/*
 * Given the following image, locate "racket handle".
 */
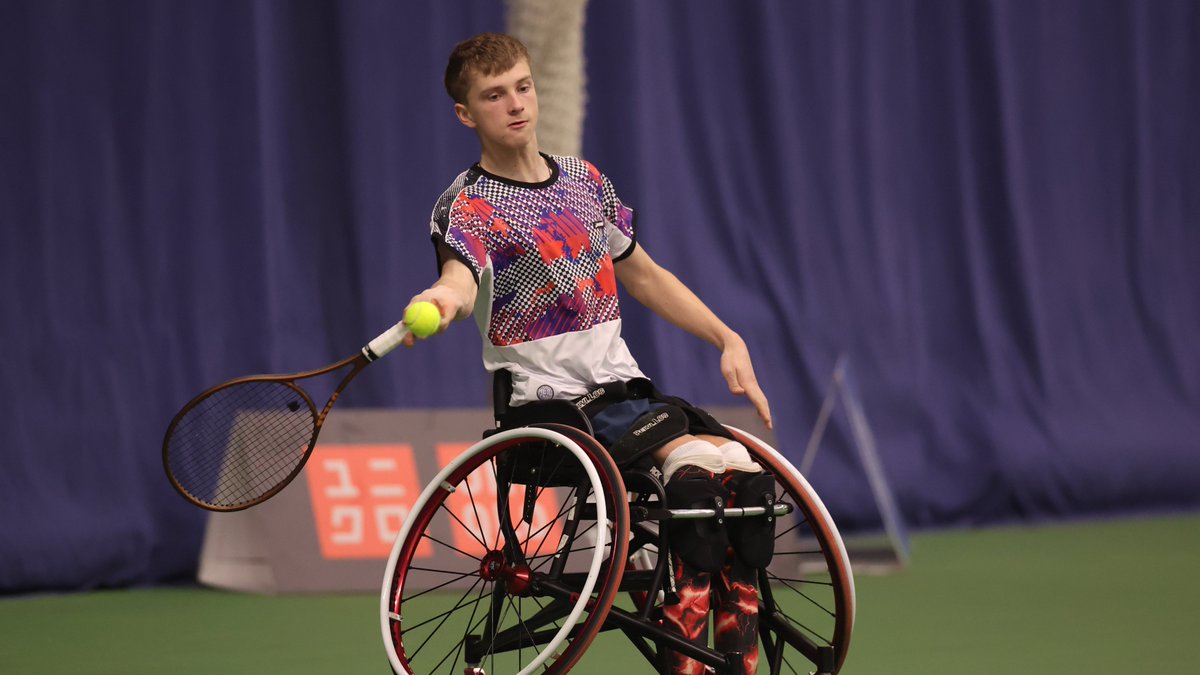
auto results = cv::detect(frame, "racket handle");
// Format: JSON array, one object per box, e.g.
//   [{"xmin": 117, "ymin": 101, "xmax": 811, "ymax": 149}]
[{"xmin": 363, "ymin": 322, "xmax": 411, "ymax": 361}]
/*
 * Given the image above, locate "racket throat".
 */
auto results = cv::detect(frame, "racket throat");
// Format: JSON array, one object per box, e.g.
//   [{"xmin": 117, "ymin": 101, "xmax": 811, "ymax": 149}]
[{"xmin": 315, "ymin": 392, "xmax": 341, "ymax": 426}]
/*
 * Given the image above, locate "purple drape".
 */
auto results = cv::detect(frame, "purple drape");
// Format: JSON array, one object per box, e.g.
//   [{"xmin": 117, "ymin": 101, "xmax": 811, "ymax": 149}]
[{"xmin": 2, "ymin": 0, "xmax": 1196, "ymax": 592}]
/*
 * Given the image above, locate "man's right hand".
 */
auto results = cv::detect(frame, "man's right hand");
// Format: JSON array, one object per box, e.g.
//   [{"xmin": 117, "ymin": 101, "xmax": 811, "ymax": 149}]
[{"xmin": 402, "ymin": 260, "xmax": 476, "ymax": 347}]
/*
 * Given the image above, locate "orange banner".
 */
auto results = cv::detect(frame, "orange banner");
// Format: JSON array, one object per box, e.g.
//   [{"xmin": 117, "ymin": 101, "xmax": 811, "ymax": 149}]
[{"xmin": 306, "ymin": 444, "xmax": 431, "ymax": 560}]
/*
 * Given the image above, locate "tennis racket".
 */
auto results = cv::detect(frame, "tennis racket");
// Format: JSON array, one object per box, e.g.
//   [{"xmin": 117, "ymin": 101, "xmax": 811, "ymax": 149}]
[{"xmin": 162, "ymin": 321, "xmax": 412, "ymax": 511}]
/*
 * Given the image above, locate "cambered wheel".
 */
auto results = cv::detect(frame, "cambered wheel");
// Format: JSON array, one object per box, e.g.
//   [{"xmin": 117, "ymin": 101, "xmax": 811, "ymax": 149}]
[
  {"xmin": 381, "ymin": 425, "xmax": 629, "ymax": 675},
  {"xmin": 729, "ymin": 427, "xmax": 856, "ymax": 674}
]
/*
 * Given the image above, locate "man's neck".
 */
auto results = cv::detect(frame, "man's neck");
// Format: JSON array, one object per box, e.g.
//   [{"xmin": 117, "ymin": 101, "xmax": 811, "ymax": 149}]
[{"xmin": 479, "ymin": 144, "xmax": 550, "ymax": 183}]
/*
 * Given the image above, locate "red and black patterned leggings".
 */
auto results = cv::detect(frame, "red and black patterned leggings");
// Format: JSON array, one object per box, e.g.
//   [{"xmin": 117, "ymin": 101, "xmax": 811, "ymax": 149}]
[{"xmin": 662, "ymin": 551, "xmax": 759, "ymax": 675}]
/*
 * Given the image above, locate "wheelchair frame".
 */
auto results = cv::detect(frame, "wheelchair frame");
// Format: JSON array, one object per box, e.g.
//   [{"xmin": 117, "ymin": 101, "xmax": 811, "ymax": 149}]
[{"xmin": 380, "ymin": 415, "xmax": 855, "ymax": 675}]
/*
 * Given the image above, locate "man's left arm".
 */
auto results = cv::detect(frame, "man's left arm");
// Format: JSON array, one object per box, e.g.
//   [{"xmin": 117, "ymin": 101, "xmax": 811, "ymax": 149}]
[{"xmin": 615, "ymin": 245, "xmax": 772, "ymax": 429}]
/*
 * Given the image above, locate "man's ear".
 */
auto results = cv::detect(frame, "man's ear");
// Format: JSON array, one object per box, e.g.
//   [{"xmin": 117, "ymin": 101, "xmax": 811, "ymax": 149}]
[{"xmin": 454, "ymin": 103, "xmax": 476, "ymax": 129}]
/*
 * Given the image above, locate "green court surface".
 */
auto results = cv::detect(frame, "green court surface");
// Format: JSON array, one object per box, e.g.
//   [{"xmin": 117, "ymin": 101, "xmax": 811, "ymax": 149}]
[{"xmin": 2, "ymin": 514, "xmax": 1196, "ymax": 674}]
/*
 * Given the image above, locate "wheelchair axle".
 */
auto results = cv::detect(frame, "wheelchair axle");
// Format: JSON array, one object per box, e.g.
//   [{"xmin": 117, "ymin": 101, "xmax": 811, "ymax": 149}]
[{"xmin": 478, "ymin": 549, "xmax": 535, "ymax": 596}]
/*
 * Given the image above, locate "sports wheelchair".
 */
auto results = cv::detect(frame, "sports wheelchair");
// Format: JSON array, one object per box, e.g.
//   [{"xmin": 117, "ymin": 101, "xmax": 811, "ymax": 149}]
[{"xmin": 380, "ymin": 377, "xmax": 856, "ymax": 674}]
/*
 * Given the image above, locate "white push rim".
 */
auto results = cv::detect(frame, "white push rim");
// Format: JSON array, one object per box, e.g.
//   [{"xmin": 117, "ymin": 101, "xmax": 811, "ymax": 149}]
[{"xmin": 380, "ymin": 427, "xmax": 610, "ymax": 675}]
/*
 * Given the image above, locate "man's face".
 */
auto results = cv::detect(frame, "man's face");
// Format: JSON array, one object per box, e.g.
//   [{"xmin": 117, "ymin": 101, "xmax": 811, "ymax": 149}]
[{"xmin": 455, "ymin": 59, "xmax": 538, "ymax": 150}]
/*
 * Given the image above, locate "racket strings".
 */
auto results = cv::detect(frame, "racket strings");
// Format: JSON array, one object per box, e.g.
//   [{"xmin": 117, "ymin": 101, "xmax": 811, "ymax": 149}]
[{"xmin": 167, "ymin": 380, "xmax": 316, "ymax": 508}]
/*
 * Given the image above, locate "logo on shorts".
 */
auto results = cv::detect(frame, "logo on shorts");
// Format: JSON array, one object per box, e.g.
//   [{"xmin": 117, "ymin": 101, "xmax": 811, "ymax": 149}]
[{"xmin": 537, "ymin": 385, "xmax": 554, "ymax": 400}]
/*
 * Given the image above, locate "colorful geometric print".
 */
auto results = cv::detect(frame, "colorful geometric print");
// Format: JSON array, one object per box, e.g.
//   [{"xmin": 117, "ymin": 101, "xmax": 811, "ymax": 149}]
[
  {"xmin": 437, "ymin": 156, "xmax": 632, "ymax": 347},
  {"xmin": 588, "ymin": 160, "xmax": 636, "ymax": 244}
]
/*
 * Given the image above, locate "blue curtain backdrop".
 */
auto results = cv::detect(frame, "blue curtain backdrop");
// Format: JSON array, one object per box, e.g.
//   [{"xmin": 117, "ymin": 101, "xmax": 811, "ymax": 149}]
[{"xmin": 2, "ymin": 0, "xmax": 1197, "ymax": 592}]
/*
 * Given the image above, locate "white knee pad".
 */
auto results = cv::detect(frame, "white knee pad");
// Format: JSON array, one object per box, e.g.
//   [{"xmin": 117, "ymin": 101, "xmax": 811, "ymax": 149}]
[
  {"xmin": 718, "ymin": 441, "xmax": 763, "ymax": 474},
  {"xmin": 661, "ymin": 440, "xmax": 726, "ymax": 482}
]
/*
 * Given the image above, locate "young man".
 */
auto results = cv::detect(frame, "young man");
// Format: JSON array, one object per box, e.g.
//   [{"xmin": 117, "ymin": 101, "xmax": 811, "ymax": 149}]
[{"xmin": 405, "ymin": 32, "xmax": 773, "ymax": 675}]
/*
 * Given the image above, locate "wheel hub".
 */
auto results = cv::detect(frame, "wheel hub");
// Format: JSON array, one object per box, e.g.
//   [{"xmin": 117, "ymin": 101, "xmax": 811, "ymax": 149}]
[
  {"xmin": 477, "ymin": 550, "xmax": 534, "ymax": 596},
  {"xmin": 478, "ymin": 550, "xmax": 506, "ymax": 581}
]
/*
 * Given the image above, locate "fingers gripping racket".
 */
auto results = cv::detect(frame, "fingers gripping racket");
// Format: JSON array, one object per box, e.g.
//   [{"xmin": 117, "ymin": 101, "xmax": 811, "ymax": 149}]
[{"xmin": 162, "ymin": 321, "xmax": 411, "ymax": 511}]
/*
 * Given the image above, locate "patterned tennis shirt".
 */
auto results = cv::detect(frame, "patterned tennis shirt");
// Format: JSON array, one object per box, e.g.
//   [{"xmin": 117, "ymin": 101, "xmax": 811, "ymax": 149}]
[{"xmin": 430, "ymin": 153, "xmax": 646, "ymax": 405}]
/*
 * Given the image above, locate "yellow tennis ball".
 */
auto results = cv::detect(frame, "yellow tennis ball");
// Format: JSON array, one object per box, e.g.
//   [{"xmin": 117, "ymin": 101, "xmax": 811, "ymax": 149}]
[{"xmin": 404, "ymin": 301, "xmax": 442, "ymax": 338}]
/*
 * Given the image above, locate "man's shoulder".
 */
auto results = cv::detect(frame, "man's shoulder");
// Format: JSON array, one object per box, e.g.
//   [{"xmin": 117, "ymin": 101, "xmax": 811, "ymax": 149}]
[
  {"xmin": 437, "ymin": 166, "xmax": 485, "ymax": 201},
  {"xmin": 431, "ymin": 167, "xmax": 485, "ymax": 226},
  {"xmin": 551, "ymin": 154, "xmax": 604, "ymax": 187}
]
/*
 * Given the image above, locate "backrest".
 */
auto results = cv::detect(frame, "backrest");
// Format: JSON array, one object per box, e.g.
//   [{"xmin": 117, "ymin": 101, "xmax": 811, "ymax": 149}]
[
  {"xmin": 489, "ymin": 370, "xmax": 594, "ymax": 436},
  {"xmin": 487, "ymin": 371, "xmax": 665, "ymax": 494}
]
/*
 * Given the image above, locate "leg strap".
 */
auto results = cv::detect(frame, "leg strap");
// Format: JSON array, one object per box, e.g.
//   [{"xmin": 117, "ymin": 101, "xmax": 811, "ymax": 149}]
[{"xmin": 606, "ymin": 404, "xmax": 691, "ymax": 470}]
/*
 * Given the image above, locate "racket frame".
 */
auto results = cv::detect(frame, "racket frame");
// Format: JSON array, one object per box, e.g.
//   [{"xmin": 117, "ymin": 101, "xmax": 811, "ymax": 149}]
[{"xmin": 163, "ymin": 321, "xmax": 410, "ymax": 511}]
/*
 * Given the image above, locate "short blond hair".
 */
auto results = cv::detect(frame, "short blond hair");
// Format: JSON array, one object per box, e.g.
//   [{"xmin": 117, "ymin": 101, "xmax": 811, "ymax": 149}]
[{"xmin": 444, "ymin": 32, "xmax": 532, "ymax": 104}]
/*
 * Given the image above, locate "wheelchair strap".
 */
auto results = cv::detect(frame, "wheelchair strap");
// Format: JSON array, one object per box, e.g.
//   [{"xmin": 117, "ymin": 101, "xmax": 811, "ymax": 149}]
[
  {"xmin": 607, "ymin": 404, "xmax": 692, "ymax": 469},
  {"xmin": 580, "ymin": 378, "xmax": 735, "ymax": 471},
  {"xmin": 570, "ymin": 378, "xmax": 655, "ymax": 417},
  {"xmin": 572, "ymin": 378, "xmax": 732, "ymax": 440},
  {"xmin": 568, "ymin": 379, "xmax": 638, "ymax": 415}
]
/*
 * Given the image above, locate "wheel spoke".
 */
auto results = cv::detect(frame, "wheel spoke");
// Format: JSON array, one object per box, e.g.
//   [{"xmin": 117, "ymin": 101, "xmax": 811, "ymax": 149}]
[
  {"xmin": 764, "ymin": 572, "xmax": 836, "ymax": 620},
  {"xmin": 438, "ymin": 499, "xmax": 490, "ymax": 550},
  {"xmin": 407, "ymin": 577, "xmax": 488, "ymax": 659},
  {"xmin": 421, "ymin": 532, "xmax": 484, "ymax": 561}
]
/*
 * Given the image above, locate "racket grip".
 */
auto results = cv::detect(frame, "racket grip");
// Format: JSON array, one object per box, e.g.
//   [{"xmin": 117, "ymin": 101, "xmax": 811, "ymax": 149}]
[{"xmin": 363, "ymin": 321, "xmax": 411, "ymax": 361}]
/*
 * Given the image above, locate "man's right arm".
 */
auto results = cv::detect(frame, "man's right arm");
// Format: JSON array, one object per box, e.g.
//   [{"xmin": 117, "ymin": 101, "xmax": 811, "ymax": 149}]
[{"xmin": 402, "ymin": 258, "xmax": 477, "ymax": 346}]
